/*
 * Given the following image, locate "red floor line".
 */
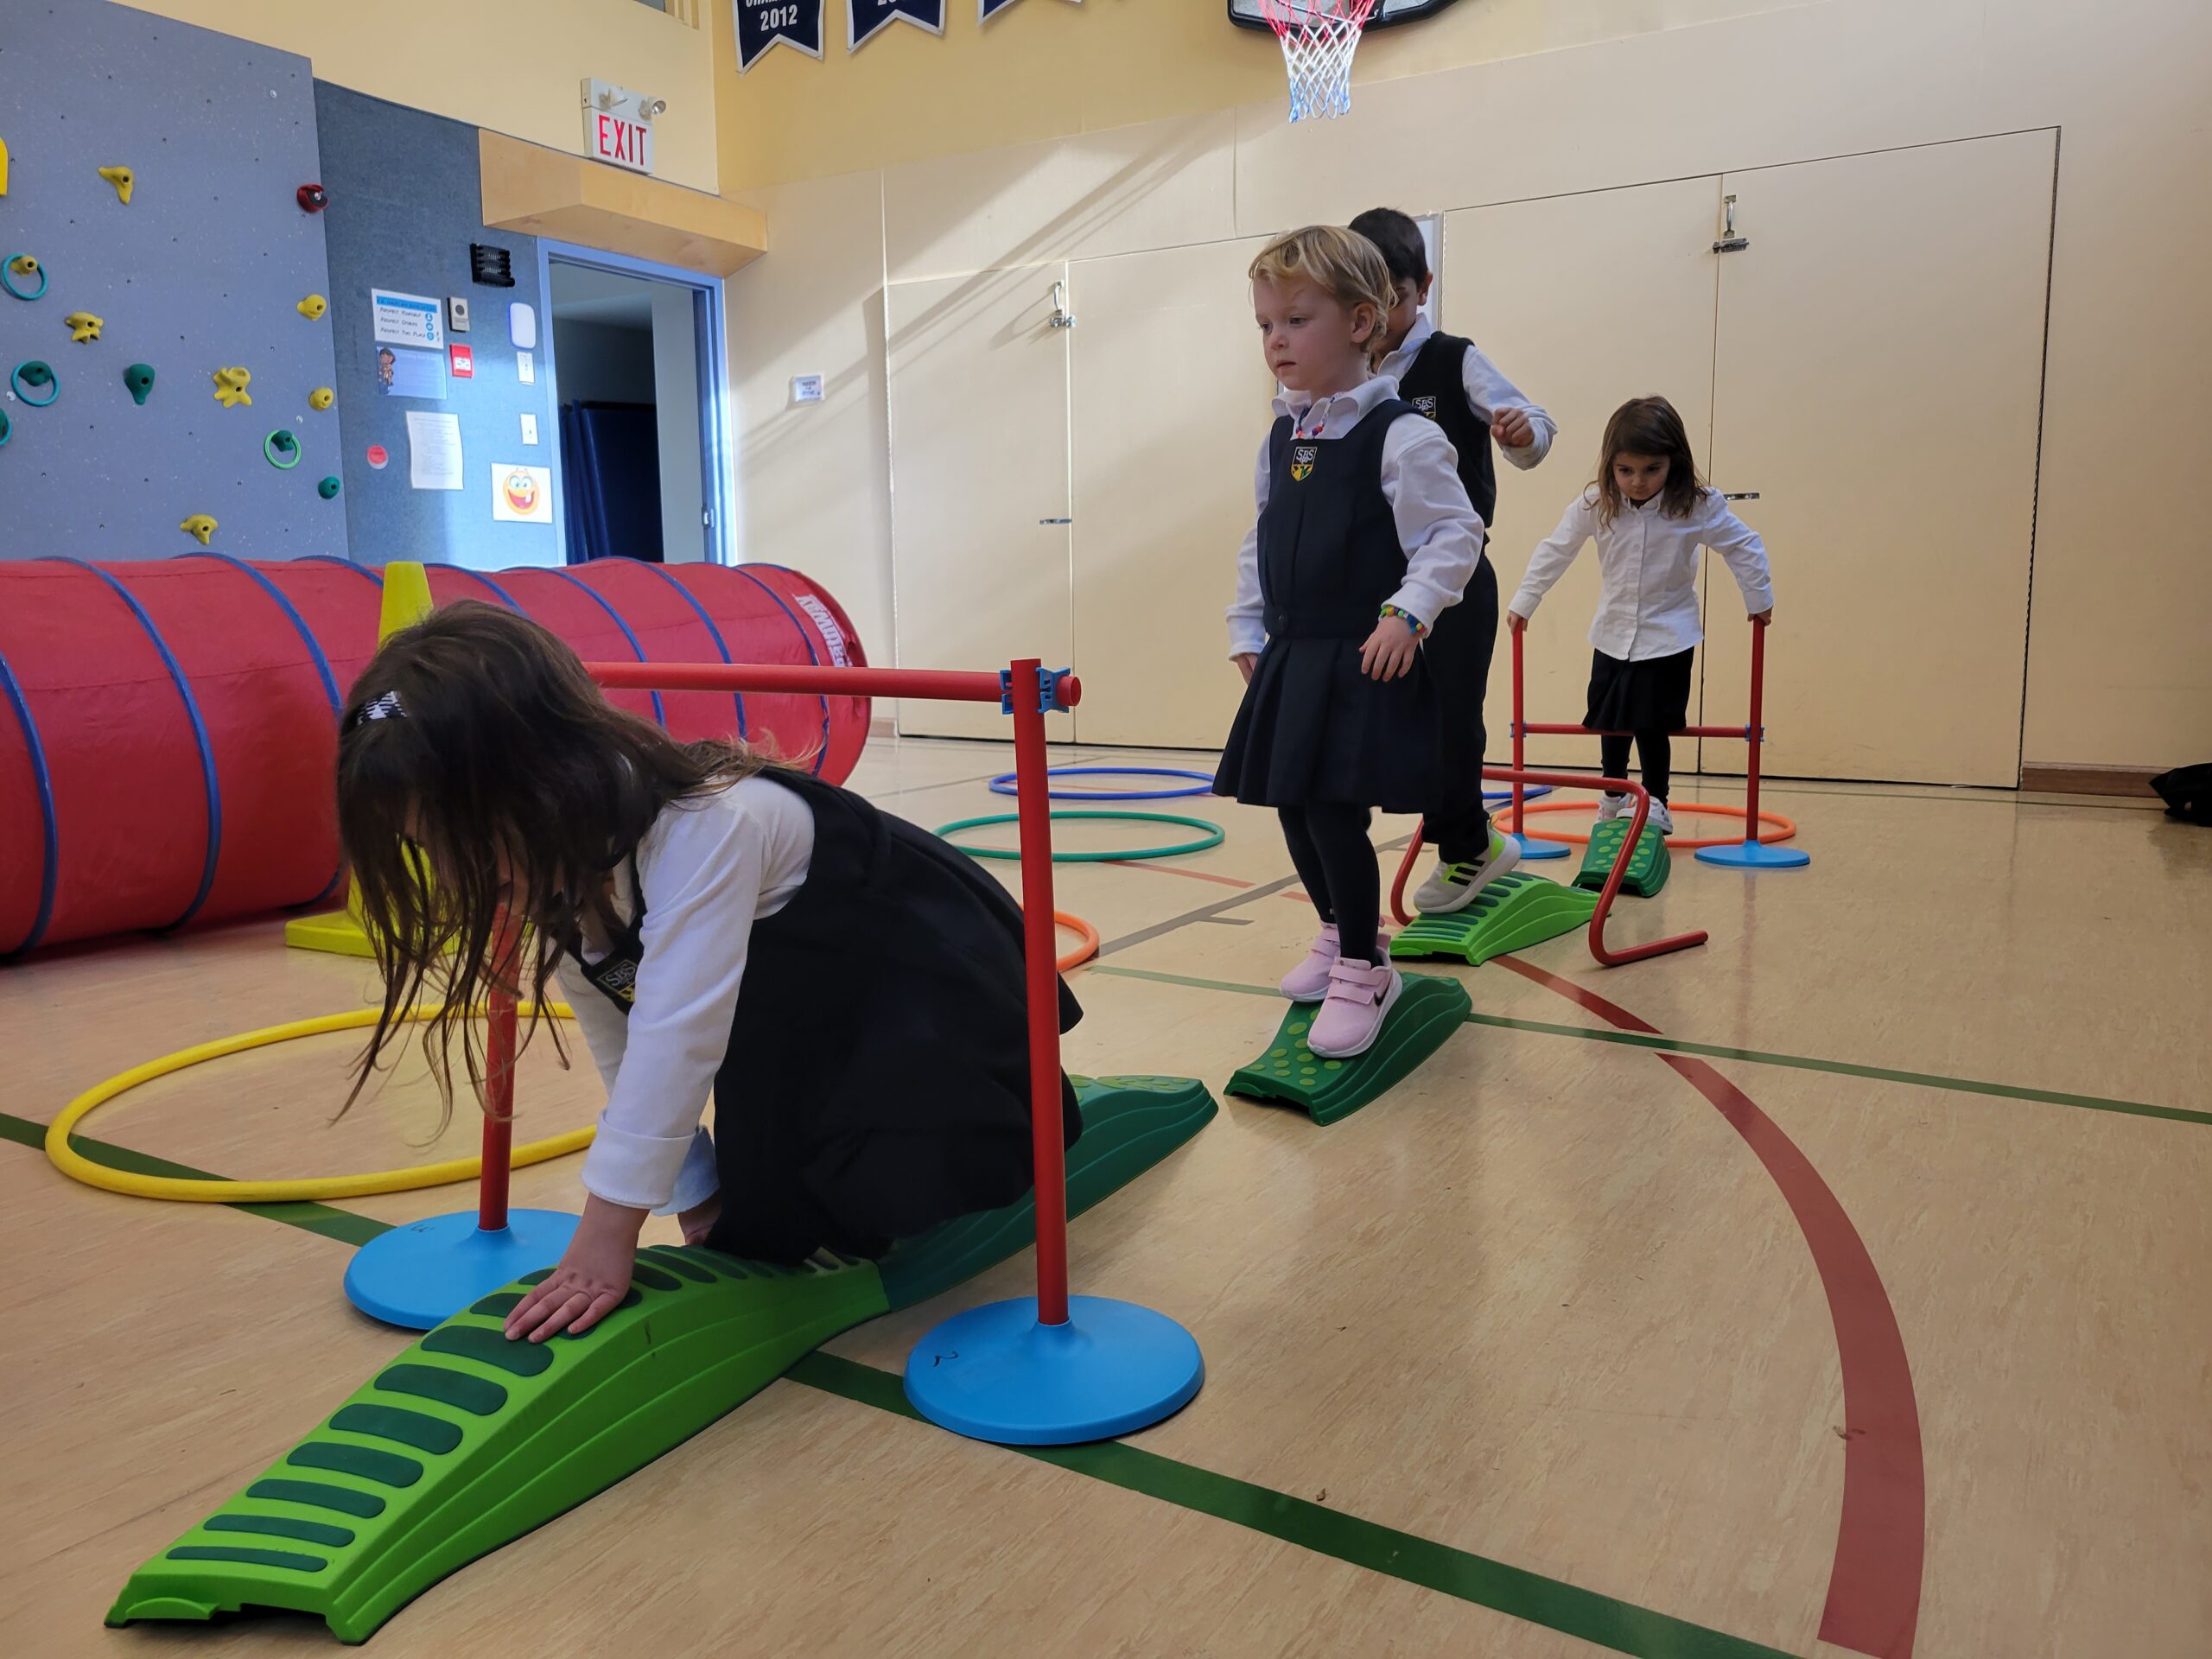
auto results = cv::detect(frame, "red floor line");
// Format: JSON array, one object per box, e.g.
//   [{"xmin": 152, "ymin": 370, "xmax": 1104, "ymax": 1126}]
[{"xmin": 1495, "ymin": 955, "xmax": 1924, "ymax": 1659}]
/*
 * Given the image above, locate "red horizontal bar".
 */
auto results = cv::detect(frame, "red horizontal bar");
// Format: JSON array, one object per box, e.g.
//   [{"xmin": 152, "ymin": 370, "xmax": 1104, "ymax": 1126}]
[
  {"xmin": 583, "ymin": 660, "xmax": 1081, "ymax": 709},
  {"xmin": 1520, "ymin": 722, "xmax": 1750, "ymax": 739}
]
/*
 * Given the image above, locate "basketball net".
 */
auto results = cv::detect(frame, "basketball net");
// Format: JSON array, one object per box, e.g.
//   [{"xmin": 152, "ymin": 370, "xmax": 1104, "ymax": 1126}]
[{"xmin": 1260, "ymin": 0, "xmax": 1378, "ymax": 123}]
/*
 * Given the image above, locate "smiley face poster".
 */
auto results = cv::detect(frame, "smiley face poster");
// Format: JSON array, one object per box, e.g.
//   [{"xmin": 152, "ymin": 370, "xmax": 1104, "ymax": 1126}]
[{"xmin": 491, "ymin": 462, "xmax": 553, "ymax": 524}]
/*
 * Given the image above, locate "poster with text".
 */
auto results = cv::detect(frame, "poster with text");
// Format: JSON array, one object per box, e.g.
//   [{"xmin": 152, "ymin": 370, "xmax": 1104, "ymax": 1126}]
[
  {"xmin": 372, "ymin": 289, "xmax": 445, "ymax": 350},
  {"xmin": 377, "ymin": 344, "xmax": 447, "ymax": 399}
]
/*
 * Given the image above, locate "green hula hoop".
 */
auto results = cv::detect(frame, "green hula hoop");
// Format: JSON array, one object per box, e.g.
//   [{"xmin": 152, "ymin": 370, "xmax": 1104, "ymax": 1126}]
[{"xmin": 936, "ymin": 810, "xmax": 1224, "ymax": 862}]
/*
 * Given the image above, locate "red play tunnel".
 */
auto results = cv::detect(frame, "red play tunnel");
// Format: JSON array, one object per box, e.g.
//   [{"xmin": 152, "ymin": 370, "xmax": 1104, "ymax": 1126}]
[{"xmin": 0, "ymin": 556, "xmax": 870, "ymax": 957}]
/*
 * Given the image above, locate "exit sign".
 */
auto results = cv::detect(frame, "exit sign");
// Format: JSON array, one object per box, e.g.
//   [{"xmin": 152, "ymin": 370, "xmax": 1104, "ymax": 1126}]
[{"xmin": 581, "ymin": 79, "xmax": 657, "ymax": 176}]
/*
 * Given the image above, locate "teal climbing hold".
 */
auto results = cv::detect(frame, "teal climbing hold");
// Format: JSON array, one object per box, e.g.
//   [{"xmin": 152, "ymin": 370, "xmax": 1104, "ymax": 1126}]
[
  {"xmin": 124, "ymin": 363, "xmax": 156, "ymax": 405},
  {"xmin": 1389, "ymin": 868, "xmax": 1596, "ymax": 967},
  {"xmin": 264, "ymin": 429, "xmax": 302, "ymax": 470},
  {"xmin": 1574, "ymin": 817, "xmax": 1670, "ymax": 897},
  {"xmin": 317, "ymin": 475, "xmax": 341, "ymax": 499},
  {"xmin": 1225, "ymin": 974, "xmax": 1471, "ymax": 1127}
]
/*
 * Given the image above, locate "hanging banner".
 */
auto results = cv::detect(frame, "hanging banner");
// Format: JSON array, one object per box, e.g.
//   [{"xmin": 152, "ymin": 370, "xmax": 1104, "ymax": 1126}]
[
  {"xmin": 981, "ymin": 0, "xmax": 1079, "ymax": 18},
  {"xmin": 849, "ymin": 0, "xmax": 944, "ymax": 52},
  {"xmin": 735, "ymin": 0, "xmax": 824, "ymax": 72}
]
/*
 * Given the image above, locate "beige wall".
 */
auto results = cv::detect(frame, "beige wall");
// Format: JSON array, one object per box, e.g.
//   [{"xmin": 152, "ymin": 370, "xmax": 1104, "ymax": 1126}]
[
  {"xmin": 132, "ymin": 0, "xmax": 721, "ymax": 194},
  {"xmin": 724, "ymin": 0, "xmax": 2212, "ymax": 774}
]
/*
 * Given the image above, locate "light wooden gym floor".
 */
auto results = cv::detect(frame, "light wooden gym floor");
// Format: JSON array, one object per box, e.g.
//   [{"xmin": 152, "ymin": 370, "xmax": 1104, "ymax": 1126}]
[{"xmin": 3, "ymin": 740, "xmax": 2206, "ymax": 1658}]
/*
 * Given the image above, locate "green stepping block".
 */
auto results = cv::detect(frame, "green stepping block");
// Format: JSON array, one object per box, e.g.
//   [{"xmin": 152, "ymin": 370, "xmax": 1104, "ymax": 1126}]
[
  {"xmin": 1224, "ymin": 973, "xmax": 1471, "ymax": 1127},
  {"xmin": 1388, "ymin": 869, "xmax": 1598, "ymax": 968},
  {"xmin": 107, "ymin": 1076, "xmax": 1216, "ymax": 1646},
  {"xmin": 1573, "ymin": 817, "xmax": 1670, "ymax": 898}
]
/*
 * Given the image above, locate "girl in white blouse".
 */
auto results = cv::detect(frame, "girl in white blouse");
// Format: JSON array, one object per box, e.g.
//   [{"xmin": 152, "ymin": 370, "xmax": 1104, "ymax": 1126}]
[{"xmin": 1506, "ymin": 396, "xmax": 1773, "ymax": 835}]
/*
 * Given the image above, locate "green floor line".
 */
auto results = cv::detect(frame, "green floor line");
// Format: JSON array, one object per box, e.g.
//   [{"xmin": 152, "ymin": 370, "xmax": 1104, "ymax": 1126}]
[
  {"xmin": 0, "ymin": 1110, "xmax": 394, "ymax": 1245},
  {"xmin": 1090, "ymin": 965, "xmax": 2212, "ymax": 1128},
  {"xmin": 787, "ymin": 1352, "xmax": 1795, "ymax": 1659}
]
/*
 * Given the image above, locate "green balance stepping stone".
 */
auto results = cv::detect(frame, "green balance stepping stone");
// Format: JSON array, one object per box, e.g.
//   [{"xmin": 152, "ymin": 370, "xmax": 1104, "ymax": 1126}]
[
  {"xmin": 1573, "ymin": 817, "xmax": 1670, "ymax": 898},
  {"xmin": 1389, "ymin": 869, "xmax": 1597, "ymax": 968},
  {"xmin": 106, "ymin": 1076, "xmax": 1217, "ymax": 1646},
  {"xmin": 1224, "ymin": 973, "xmax": 1471, "ymax": 1127}
]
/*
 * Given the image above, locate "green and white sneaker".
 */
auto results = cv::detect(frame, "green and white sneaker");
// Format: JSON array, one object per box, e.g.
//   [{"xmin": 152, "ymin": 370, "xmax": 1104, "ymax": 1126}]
[{"xmin": 1412, "ymin": 830, "xmax": 1522, "ymax": 915}]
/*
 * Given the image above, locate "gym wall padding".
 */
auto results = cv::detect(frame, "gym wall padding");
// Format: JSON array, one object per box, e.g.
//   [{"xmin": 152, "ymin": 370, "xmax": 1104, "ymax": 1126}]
[
  {"xmin": 0, "ymin": 557, "xmax": 870, "ymax": 957},
  {"xmin": 0, "ymin": 5, "xmax": 346, "ymax": 562}
]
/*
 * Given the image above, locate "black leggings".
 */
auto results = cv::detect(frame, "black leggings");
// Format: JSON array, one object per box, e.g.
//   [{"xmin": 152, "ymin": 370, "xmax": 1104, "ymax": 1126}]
[
  {"xmin": 1278, "ymin": 804, "xmax": 1379, "ymax": 964},
  {"xmin": 1600, "ymin": 732, "xmax": 1672, "ymax": 802}
]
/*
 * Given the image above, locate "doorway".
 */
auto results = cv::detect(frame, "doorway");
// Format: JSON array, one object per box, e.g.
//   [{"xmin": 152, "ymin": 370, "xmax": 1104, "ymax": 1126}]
[{"xmin": 541, "ymin": 245, "xmax": 728, "ymax": 566}]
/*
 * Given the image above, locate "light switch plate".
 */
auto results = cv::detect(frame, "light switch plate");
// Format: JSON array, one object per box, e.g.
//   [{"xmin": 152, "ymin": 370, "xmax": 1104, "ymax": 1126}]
[{"xmin": 521, "ymin": 413, "xmax": 539, "ymax": 446}]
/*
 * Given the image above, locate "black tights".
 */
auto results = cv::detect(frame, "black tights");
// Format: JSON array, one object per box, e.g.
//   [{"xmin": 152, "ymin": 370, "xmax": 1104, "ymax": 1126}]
[
  {"xmin": 1278, "ymin": 804, "xmax": 1379, "ymax": 964},
  {"xmin": 1600, "ymin": 732, "xmax": 1672, "ymax": 802}
]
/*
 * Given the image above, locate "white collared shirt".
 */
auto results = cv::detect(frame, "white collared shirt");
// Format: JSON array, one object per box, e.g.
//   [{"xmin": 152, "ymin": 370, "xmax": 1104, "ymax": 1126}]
[
  {"xmin": 1510, "ymin": 486, "xmax": 1775, "ymax": 661},
  {"xmin": 1224, "ymin": 373, "xmax": 1487, "ymax": 658},
  {"xmin": 556, "ymin": 775, "xmax": 816, "ymax": 1215},
  {"xmin": 1377, "ymin": 315, "xmax": 1558, "ymax": 470}
]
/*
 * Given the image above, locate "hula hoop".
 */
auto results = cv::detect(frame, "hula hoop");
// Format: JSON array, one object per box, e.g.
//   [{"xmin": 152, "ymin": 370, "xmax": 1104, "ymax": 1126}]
[
  {"xmin": 1053, "ymin": 910, "xmax": 1100, "ymax": 970},
  {"xmin": 3, "ymin": 256, "xmax": 48, "ymax": 302},
  {"xmin": 1516, "ymin": 799, "xmax": 1798, "ymax": 850},
  {"xmin": 988, "ymin": 766, "xmax": 1216, "ymax": 802},
  {"xmin": 11, "ymin": 361, "xmax": 58, "ymax": 406},
  {"xmin": 937, "ymin": 810, "xmax": 1224, "ymax": 863},
  {"xmin": 46, "ymin": 1001, "xmax": 591, "ymax": 1204},
  {"xmin": 1483, "ymin": 783, "xmax": 1552, "ymax": 804}
]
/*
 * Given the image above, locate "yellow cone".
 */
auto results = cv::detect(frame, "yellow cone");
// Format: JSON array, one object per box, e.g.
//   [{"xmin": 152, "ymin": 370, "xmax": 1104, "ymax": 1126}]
[{"xmin": 285, "ymin": 563, "xmax": 435, "ymax": 957}]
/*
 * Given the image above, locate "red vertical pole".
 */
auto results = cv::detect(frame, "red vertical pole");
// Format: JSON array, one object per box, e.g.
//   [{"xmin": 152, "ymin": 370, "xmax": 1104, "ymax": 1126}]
[
  {"xmin": 478, "ymin": 915, "xmax": 518, "ymax": 1233},
  {"xmin": 1745, "ymin": 616, "xmax": 1768, "ymax": 848},
  {"xmin": 1010, "ymin": 659, "xmax": 1070, "ymax": 1327},
  {"xmin": 1510, "ymin": 625, "xmax": 1529, "ymax": 836}
]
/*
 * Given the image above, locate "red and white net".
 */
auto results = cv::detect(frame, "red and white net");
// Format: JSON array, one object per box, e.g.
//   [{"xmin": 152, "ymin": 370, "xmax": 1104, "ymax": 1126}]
[{"xmin": 1258, "ymin": 0, "xmax": 1378, "ymax": 123}]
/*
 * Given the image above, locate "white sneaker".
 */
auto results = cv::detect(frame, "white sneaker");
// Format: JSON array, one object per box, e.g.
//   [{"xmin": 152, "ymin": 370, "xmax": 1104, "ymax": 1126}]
[
  {"xmin": 1597, "ymin": 792, "xmax": 1633, "ymax": 823},
  {"xmin": 1648, "ymin": 799, "xmax": 1675, "ymax": 835},
  {"xmin": 1412, "ymin": 831, "xmax": 1522, "ymax": 915}
]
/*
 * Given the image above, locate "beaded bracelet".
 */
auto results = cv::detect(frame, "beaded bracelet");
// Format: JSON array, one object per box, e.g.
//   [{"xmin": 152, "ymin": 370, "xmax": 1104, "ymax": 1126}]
[{"xmin": 1378, "ymin": 604, "xmax": 1427, "ymax": 639}]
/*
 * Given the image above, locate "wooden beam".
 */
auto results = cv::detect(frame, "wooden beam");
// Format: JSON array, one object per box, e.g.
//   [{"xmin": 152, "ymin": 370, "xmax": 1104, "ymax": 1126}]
[{"xmin": 478, "ymin": 130, "xmax": 765, "ymax": 276}]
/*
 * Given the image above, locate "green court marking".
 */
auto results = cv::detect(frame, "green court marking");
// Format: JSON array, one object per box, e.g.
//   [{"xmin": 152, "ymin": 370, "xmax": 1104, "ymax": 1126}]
[
  {"xmin": 0, "ymin": 1109, "xmax": 393, "ymax": 1245},
  {"xmin": 1091, "ymin": 966, "xmax": 2212, "ymax": 1128},
  {"xmin": 786, "ymin": 1351, "xmax": 1794, "ymax": 1659}
]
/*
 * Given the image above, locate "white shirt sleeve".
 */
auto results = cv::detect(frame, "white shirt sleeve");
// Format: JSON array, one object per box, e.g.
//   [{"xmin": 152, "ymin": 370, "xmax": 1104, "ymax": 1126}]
[
  {"xmin": 1510, "ymin": 493, "xmax": 1598, "ymax": 617},
  {"xmin": 1461, "ymin": 344, "xmax": 1557, "ymax": 470},
  {"xmin": 1226, "ymin": 433, "xmax": 1271, "ymax": 658},
  {"xmin": 1698, "ymin": 493, "xmax": 1775, "ymax": 615},
  {"xmin": 1379, "ymin": 413, "xmax": 1487, "ymax": 631},
  {"xmin": 574, "ymin": 785, "xmax": 810, "ymax": 1214}
]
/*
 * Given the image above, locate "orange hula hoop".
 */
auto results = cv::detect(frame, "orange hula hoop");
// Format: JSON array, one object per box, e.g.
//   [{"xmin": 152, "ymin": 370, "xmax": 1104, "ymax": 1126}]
[{"xmin": 1515, "ymin": 800, "xmax": 1798, "ymax": 850}]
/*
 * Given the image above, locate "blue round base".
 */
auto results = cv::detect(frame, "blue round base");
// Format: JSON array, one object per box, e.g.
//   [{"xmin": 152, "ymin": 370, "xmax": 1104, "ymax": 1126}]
[
  {"xmin": 1482, "ymin": 784, "xmax": 1553, "ymax": 804},
  {"xmin": 343, "ymin": 1208, "xmax": 581, "ymax": 1329},
  {"xmin": 1507, "ymin": 832, "xmax": 1572, "ymax": 861},
  {"xmin": 904, "ymin": 1294, "xmax": 1204, "ymax": 1446},
  {"xmin": 1694, "ymin": 839, "xmax": 1812, "ymax": 869}
]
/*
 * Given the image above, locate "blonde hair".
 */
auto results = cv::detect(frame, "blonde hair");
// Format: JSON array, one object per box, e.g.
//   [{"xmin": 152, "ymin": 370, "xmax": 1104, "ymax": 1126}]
[{"xmin": 1249, "ymin": 225, "xmax": 1395, "ymax": 366}]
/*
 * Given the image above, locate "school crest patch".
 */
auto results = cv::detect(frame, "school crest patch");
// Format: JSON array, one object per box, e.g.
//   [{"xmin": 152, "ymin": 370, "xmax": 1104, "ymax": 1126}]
[
  {"xmin": 1290, "ymin": 442, "xmax": 1318, "ymax": 482},
  {"xmin": 1411, "ymin": 395, "xmax": 1440, "ymax": 421}
]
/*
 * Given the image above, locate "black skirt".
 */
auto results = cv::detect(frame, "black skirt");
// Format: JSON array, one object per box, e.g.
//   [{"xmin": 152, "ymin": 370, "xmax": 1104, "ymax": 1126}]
[
  {"xmin": 1586, "ymin": 647, "xmax": 1694, "ymax": 734},
  {"xmin": 1216, "ymin": 634, "xmax": 1438, "ymax": 813}
]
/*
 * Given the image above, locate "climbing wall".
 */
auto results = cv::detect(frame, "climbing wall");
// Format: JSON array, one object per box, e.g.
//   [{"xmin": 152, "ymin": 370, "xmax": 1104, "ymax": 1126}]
[{"xmin": 0, "ymin": 2, "xmax": 347, "ymax": 563}]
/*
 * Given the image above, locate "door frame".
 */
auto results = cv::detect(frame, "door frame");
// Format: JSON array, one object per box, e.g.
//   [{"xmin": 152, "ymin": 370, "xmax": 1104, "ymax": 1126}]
[{"xmin": 535, "ymin": 239, "xmax": 734, "ymax": 566}]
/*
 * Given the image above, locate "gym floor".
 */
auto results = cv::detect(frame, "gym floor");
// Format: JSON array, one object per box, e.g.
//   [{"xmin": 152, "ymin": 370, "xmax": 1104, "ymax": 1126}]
[{"xmin": 4, "ymin": 738, "xmax": 2207, "ymax": 1658}]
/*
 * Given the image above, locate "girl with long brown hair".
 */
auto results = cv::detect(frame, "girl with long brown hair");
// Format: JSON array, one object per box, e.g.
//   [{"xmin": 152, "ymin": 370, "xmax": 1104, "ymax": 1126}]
[
  {"xmin": 1506, "ymin": 396, "xmax": 1775, "ymax": 833},
  {"xmin": 338, "ymin": 602, "xmax": 1079, "ymax": 1343}
]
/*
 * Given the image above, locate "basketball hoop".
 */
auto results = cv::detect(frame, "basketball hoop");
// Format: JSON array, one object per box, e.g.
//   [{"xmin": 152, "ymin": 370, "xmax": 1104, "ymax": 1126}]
[{"xmin": 1259, "ymin": 0, "xmax": 1377, "ymax": 123}]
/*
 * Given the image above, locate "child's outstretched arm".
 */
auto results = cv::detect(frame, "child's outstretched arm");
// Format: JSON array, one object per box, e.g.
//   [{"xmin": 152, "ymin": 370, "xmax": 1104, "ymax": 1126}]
[
  {"xmin": 1699, "ymin": 493, "xmax": 1776, "ymax": 622},
  {"xmin": 1507, "ymin": 493, "xmax": 1599, "ymax": 624},
  {"xmin": 1226, "ymin": 434, "xmax": 1270, "ymax": 682},
  {"xmin": 1463, "ymin": 345, "xmax": 1557, "ymax": 468},
  {"xmin": 1370, "ymin": 416, "xmax": 1485, "ymax": 680}
]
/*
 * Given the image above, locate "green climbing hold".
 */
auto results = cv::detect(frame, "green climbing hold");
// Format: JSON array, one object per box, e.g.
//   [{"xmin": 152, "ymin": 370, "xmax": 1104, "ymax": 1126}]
[
  {"xmin": 1389, "ymin": 869, "xmax": 1596, "ymax": 967},
  {"xmin": 264, "ymin": 429, "xmax": 301, "ymax": 470},
  {"xmin": 1574, "ymin": 817, "xmax": 1670, "ymax": 898},
  {"xmin": 318, "ymin": 475, "xmax": 341, "ymax": 499},
  {"xmin": 124, "ymin": 362, "xmax": 155, "ymax": 405},
  {"xmin": 1225, "ymin": 974, "xmax": 1471, "ymax": 1127},
  {"xmin": 105, "ymin": 1076, "xmax": 1217, "ymax": 1645}
]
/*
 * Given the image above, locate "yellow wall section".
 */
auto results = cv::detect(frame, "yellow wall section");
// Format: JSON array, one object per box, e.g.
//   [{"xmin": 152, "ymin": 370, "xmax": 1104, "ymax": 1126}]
[
  {"xmin": 129, "ymin": 0, "xmax": 721, "ymax": 194},
  {"xmin": 725, "ymin": 0, "xmax": 2212, "ymax": 772}
]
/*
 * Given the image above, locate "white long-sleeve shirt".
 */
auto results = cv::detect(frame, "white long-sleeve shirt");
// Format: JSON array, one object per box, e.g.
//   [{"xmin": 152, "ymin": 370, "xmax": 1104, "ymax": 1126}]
[
  {"xmin": 1376, "ymin": 315, "xmax": 1557, "ymax": 471},
  {"xmin": 1225, "ymin": 373, "xmax": 1488, "ymax": 659},
  {"xmin": 1509, "ymin": 486, "xmax": 1775, "ymax": 661},
  {"xmin": 556, "ymin": 776, "xmax": 816, "ymax": 1214}
]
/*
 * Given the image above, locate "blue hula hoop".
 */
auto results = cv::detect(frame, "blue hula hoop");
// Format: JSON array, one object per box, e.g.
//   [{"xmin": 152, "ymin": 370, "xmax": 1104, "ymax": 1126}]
[
  {"xmin": 1483, "ymin": 783, "xmax": 1553, "ymax": 804},
  {"xmin": 988, "ymin": 766, "xmax": 1215, "ymax": 802}
]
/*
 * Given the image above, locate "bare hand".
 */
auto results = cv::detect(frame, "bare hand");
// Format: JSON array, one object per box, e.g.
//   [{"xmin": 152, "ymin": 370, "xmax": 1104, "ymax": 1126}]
[
  {"xmin": 677, "ymin": 1192, "xmax": 721, "ymax": 1248},
  {"xmin": 1751, "ymin": 608, "xmax": 1773, "ymax": 626},
  {"xmin": 1232, "ymin": 652, "xmax": 1258, "ymax": 685},
  {"xmin": 1507, "ymin": 609, "xmax": 1529, "ymax": 634},
  {"xmin": 505, "ymin": 1197, "xmax": 645, "ymax": 1343},
  {"xmin": 1359, "ymin": 615, "xmax": 1420, "ymax": 682},
  {"xmin": 1491, "ymin": 408, "xmax": 1536, "ymax": 449}
]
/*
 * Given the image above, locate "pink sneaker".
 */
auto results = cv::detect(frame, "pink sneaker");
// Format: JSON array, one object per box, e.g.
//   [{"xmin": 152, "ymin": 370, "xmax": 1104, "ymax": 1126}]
[
  {"xmin": 1280, "ymin": 925, "xmax": 1341, "ymax": 1001},
  {"xmin": 1306, "ymin": 957, "xmax": 1403, "ymax": 1059}
]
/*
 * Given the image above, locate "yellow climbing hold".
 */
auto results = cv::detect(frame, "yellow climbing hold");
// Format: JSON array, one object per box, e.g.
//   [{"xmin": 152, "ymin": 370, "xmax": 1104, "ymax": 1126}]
[
  {"xmin": 296, "ymin": 293, "xmax": 327, "ymax": 321},
  {"xmin": 98, "ymin": 165, "xmax": 135, "ymax": 205},
  {"xmin": 0, "ymin": 137, "xmax": 10, "ymax": 197},
  {"xmin": 6, "ymin": 255, "xmax": 35, "ymax": 277},
  {"xmin": 211, "ymin": 366, "xmax": 251, "ymax": 408},
  {"xmin": 179, "ymin": 515, "xmax": 216, "ymax": 547},
  {"xmin": 63, "ymin": 311, "xmax": 103, "ymax": 343},
  {"xmin": 308, "ymin": 385, "xmax": 334, "ymax": 410}
]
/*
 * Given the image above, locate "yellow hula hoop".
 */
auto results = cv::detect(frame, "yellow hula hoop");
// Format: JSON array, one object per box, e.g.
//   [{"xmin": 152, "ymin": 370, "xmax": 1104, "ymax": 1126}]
[{"xmin": 44, "ymin": 1001, "xmax": 591, "ymax": 1205}]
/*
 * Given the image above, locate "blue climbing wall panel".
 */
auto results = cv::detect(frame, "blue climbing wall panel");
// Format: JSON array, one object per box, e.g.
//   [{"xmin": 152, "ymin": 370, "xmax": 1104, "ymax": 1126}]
[{"xmin": 0, "ymin": 2, "xmax": 346, "ymax": 563}]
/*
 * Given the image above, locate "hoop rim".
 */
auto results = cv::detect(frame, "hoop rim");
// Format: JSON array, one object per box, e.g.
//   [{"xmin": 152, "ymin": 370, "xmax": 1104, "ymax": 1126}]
[{"xmin": 1226, "ymin": 0, "xmax": 1456, "ymax": 31}]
